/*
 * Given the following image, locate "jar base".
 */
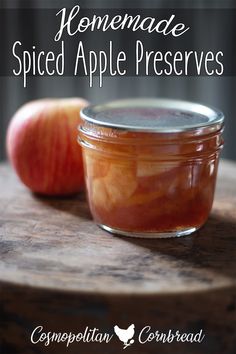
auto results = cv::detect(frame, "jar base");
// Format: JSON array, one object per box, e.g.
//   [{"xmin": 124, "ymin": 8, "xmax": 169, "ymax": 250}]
[{"xmin": 99, "ymin": 224, "xmax": 199, "ymax": 239}]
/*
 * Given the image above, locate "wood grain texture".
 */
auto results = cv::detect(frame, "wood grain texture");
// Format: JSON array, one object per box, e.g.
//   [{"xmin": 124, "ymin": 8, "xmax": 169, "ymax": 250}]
[{"xmin": 0, "ymin": 160, "xmax": 236, "ymax": 354}]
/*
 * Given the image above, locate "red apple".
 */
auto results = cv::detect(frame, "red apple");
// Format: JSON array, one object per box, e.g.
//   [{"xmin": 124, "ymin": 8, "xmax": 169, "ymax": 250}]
[{"xmin": 6, "ymin": 98, "xmax": 89, "ymax": 196}]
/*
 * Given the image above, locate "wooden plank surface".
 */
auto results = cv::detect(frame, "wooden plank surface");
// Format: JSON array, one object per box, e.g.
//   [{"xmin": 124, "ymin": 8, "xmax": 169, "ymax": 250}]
[
  {"xmin": 0, "ymin": 159, "xmax": 235, "ymax": 294},
  {"xmin": 0, "ymin": 160, "xmax": 236, "ymax": 354}
]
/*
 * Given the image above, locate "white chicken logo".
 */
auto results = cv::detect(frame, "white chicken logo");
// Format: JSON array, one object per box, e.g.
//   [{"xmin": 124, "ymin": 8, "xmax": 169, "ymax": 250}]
[{"xmin": 114, "ymin": 324, "xmax": 135, "ymax": 349}]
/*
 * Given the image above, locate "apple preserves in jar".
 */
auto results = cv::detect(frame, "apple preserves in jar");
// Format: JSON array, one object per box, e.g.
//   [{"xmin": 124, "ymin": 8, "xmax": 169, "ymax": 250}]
[{"xmin": 79, "ymin": 98, "xmax": 224, "ymax": 238}]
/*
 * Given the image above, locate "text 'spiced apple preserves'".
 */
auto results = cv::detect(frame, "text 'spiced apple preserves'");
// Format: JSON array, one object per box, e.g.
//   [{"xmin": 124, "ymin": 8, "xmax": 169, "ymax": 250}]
[{"xmin": 78, "ymin": 98, "xmax": 224, "ymax": 238}]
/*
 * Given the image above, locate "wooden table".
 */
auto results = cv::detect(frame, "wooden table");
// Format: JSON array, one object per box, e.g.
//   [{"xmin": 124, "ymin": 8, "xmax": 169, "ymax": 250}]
[{"xmin": 0, "ymin": 160, "xmax": 236, "ymax": 354}]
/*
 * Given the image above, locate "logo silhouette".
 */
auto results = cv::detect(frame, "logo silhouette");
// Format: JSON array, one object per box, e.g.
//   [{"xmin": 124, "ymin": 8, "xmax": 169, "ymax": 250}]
[{"xmin": 114, "ymin": 324, "xmax": 135, "ymax": 349}]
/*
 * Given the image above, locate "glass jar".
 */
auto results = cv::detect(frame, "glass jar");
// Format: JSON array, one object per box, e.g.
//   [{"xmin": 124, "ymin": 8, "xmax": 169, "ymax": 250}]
[{"xmin": 78, "ymin": 98, "xmax": 224, "ymax": 238}]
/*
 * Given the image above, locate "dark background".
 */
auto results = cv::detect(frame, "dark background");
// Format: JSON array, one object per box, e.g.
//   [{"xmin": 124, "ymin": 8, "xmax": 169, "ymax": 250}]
[{"xmin": 0, "ymin": 0, "xmax": 236, "ymax": 162}]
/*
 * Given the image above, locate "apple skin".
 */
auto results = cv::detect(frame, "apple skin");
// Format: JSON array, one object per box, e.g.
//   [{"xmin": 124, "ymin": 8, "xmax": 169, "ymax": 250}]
[{"xmin": 6, "ymin": 98, "xmax": 89, "ymax": 196}]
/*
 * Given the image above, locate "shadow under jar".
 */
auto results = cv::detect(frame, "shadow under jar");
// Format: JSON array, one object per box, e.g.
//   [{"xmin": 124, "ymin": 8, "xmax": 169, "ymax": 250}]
[{"xmin": 78, "ymin": 98, "xmax": 224, "ymax": 238}]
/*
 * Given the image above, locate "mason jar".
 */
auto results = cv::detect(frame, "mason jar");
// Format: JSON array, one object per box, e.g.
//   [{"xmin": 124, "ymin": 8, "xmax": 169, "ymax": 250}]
[{"xmin": 78, "ymin": 98, "xmax": 224, "ymax": 238}]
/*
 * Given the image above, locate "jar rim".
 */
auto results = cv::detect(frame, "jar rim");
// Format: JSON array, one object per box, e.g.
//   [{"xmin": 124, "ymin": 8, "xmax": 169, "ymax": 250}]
[{"xmin": 80, "ymin": 98, "xmax": 224, "ymax": 133}]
